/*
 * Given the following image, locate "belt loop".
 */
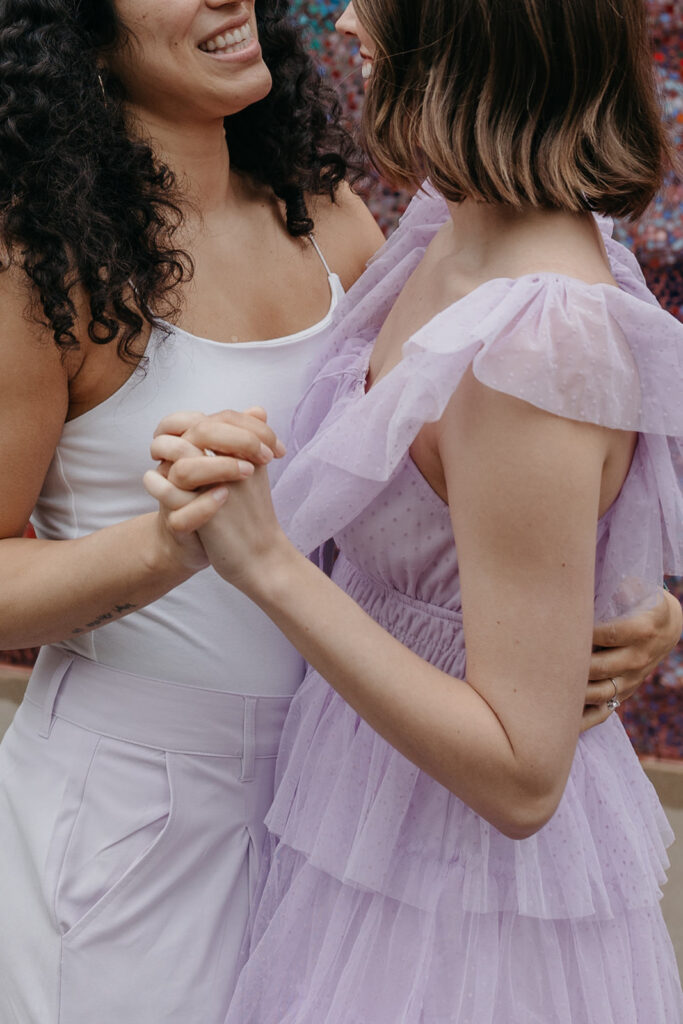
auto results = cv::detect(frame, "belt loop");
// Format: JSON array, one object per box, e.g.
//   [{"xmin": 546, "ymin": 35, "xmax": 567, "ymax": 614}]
[
  {"xmin": 39, "ymin": 655, "xmax": 74, "ymax": 739},
  {"xmin": 240, "ymin": 697, "xmax": 257, "ymax": 782}
]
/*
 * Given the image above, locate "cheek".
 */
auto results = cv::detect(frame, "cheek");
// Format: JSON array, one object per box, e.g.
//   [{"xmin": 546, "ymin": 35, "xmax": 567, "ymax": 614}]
[
  {"xmin": 114, "ymin": 0, "xmax": 197, "ymax": 45},
  {"xmin": 108, "ymin": 1, "xmax": 197, "ymax": 94},
  {"xmin": 360, "ymin": 27, "xmax": 378, "ymax": 54}
]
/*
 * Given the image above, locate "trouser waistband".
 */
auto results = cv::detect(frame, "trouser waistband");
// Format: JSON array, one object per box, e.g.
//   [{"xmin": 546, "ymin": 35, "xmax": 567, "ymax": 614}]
[{"xmin": 24, "ymin": 647, "xmax": 295, "ymax": 778}]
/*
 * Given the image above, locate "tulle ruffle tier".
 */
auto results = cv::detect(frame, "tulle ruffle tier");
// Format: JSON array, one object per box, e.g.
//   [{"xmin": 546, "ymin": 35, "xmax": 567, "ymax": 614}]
[
  {"xmin": 264, "ymin": 555, "xmax": 673, "ymax": 924},
  {"xmin": 228, "ymin": 846, "xmax": 682, "ymax": 1024}
]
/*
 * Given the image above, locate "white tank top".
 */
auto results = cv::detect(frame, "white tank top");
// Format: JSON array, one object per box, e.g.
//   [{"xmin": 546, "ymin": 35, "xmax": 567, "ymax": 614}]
[{"xmin": 31, "ymin": 241, "xmax": 344, "ymax": 695}]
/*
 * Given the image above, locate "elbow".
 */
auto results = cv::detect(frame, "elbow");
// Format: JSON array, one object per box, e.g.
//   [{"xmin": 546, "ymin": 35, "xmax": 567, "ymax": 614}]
[
  {"xmin": 487, "ymin": 782, "xmax": 564, "ymax": 842},
  {"xmin": 496, "ymin": 809, "xmax": 554, "ymax": 841}
]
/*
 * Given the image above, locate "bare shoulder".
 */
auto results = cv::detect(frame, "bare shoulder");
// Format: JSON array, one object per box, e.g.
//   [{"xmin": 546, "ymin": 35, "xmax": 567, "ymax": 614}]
[
  {"xmin": 0, "ymin": 260, "xmax": 72, "ymax": 536},
  {"xmin": 310, "ymin": 182, "xmax": 385, "ymax": 291}
]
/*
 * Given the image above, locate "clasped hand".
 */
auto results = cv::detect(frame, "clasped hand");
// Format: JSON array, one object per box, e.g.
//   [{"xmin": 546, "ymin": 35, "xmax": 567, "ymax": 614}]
[
  {"xmin": 144, "ymin": 407, "xmax": 682, "ymax": 729},
  {"xmin": 144, "ymin": 408, "xmax": 290, "ymax": 596}
]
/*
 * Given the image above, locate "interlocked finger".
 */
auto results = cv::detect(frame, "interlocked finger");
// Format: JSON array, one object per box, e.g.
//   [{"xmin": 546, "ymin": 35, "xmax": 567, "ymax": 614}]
[
  {"xmin": 151, "ymin": 433, "xmax": 205, "ymax": 465},
  {"xmin": 153, "ymin": 410, "xmax": 210, "ymax": 439},
  {"xmin": 143, "ymin": 468, "xmax": 198, "ymax": 512},
  {"xmin": 167, "ymin": 489, "xmax": 230, "ymax": 535},
  {"xmin": 168, "ymin": 455, "xmax": 255, "ymax": 490},
  {"xmin": 182, "ymin": 420, "xmax": 278, "ymax": 466}
]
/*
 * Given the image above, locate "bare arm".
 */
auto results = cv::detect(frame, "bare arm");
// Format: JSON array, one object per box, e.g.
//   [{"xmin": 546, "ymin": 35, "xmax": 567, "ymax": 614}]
[
  {"xmin": 0, "ymin": 271, "xmax": 279, "ymax": 650},
  {"xmin": 147, "ymin": 380, "xmax": 613, "ymax": 839}
]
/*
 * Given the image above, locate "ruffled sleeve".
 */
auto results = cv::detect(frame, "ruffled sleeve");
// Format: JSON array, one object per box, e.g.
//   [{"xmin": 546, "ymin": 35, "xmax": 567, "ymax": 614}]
[{"xmin": 274, "ymin": 217, "xmax": 683, "ymax": 619}]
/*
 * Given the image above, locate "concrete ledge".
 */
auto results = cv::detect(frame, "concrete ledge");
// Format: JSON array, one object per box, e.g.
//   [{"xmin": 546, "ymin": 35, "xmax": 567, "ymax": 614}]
[
  {"xmin": 0, "ymin": 666, "xmax": 30, "ymax": 737},
  {"xmin": 0, "ymin": 664, "xmax": 30, "ymax": 702},
  {"xmin": 643, "ymin": 757, "xmax": 683, "ymax": 810}
]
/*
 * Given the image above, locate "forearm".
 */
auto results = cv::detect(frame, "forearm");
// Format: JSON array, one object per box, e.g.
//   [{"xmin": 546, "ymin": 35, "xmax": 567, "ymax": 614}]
[
  {"xmin": 228, "ymin": 538, "xmax": 562, "ymax": 838},
  {"xmin": 0, "ymin": 514, "xmax": 193, "ymax": 649}
]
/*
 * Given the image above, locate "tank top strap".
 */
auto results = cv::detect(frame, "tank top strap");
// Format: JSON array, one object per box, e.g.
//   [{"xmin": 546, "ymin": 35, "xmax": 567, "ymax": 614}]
[{"xmin": 309, "ymin": 234, "xmax": 334, "ymax": 278}]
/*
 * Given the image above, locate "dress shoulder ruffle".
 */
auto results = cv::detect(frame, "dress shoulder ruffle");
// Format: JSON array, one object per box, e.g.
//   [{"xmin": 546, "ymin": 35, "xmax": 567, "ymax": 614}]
[{"xmin": 275, "ymin": 191, "xmax": 683, "ymax": 617}]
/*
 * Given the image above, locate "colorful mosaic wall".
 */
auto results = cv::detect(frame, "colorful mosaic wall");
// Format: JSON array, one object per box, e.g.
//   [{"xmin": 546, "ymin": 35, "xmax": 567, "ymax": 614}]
[{"xmin": 2, "ymin": 2, "xmax": 682, "ymax": 760}]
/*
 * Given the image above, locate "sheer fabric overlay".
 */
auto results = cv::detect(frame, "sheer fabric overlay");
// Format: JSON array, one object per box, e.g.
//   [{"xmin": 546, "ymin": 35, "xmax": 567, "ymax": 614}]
[{"xmin": 226, "ymin": 185, "xmax": 683, "ymax": 1023}]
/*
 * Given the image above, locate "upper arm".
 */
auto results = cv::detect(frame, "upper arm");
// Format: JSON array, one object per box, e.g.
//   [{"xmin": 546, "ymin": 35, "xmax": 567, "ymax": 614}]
[
  {"xmin": 0, "ymin": 265, "xmax": 70, "ymax": 538},
  {"xmin": 311, "ymin": 183, "xmax": 386, "ymax": 291},
  {"xmin": 438, "ymin": 368, "xmax": 608, "ymax": 799}
]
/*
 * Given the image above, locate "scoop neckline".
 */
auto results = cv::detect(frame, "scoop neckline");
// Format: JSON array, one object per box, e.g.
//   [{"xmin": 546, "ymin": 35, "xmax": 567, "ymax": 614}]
[
  {"xmin": 63, "ymin": 272, "xmax": 344, "ymax": 431},
  {"xmin": 154, "ymin": 272, "xmax": 344, "ymax": 350}
]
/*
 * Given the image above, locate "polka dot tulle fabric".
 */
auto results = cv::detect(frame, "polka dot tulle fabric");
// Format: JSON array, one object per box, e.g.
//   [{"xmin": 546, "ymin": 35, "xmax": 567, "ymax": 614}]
[{"xmin": 225, "ymin": 188, "xmax": 683, "ymax": 1022}]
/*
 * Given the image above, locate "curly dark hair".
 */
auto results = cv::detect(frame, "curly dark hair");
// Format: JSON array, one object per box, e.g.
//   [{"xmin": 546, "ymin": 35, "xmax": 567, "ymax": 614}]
[{"xmin": 0, "ymin": 0, "xmax": 363, "ymax": 360}]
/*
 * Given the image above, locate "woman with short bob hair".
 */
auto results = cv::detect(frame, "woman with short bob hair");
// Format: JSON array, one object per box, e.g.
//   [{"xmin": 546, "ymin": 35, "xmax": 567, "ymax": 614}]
[
  {"xmin": 359, "ymin": 0, "xmax": 669, "ymax": 218},
  {"xmin": 148, "ymin": 0, "xmax": 683, "ymax": 1019}
]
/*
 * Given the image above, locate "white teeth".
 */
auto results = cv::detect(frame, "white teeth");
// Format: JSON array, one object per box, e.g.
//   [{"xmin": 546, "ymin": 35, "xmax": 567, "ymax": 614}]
[
  {"xmin": 200, "ymin": 22, "xmax": 253, "ymax": 54},
  {"xmin": 361, "ymin": 60, "xmax": 372, "ymax": 80}
]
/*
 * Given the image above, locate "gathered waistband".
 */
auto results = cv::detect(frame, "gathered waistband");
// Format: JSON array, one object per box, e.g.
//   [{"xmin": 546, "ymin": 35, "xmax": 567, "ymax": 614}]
[
  {"xmin": 331, "ymin": 555, "xmax": 466, "ymax": 674},
  {"xmin": 24, "ymin": 646, "xmax": 295, "ymax": 770}
]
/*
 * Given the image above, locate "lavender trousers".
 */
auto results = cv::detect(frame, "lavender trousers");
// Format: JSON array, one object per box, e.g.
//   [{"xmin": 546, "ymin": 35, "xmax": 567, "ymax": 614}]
[{"xmin": 0, "ymin": 646, "xmax": 294, "ymax": 1023}]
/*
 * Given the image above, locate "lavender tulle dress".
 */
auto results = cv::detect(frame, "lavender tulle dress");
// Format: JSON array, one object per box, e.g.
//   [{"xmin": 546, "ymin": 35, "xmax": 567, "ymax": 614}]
[{"xmin": 226, "ymin": 186, "xmax": 683, "ymax": 1023}]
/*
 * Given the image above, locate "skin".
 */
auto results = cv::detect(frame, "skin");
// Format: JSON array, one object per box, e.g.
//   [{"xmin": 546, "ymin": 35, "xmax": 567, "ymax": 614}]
[
  {"xmin": 142, "ymin": 4, "xmax": 683, "ymax": 838},
  {"xmin": 0, "ymin": 0, "xmax": 383, "ymax": 650}
]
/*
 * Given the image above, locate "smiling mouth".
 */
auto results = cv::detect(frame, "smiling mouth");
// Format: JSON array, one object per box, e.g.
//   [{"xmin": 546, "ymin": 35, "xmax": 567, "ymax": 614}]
[
  {"xmin": 360, "ymin": 50, "xmax": 373, "ymax": 80},
  {"xmin": 199, "ymin": 22, "xmax": 253, "ymax": 54}
]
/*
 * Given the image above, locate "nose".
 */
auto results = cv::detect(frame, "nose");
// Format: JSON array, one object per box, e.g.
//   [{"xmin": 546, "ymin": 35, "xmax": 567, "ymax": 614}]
[{"xmin": 335, "ymin": 2, "xmax": 360, "ymax": 38}]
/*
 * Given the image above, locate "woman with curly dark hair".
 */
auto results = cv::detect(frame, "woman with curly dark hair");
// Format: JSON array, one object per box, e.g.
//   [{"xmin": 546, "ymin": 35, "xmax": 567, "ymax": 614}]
[{"xmin": 0, "ymin": 0, "xmax": 383, "ymax": 1020}]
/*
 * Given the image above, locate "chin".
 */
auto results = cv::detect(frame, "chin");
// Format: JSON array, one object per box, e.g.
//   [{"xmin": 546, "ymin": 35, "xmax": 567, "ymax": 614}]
[{"xmin": 223, "ymin": 65, "xmax": 273, "ymax": 115}]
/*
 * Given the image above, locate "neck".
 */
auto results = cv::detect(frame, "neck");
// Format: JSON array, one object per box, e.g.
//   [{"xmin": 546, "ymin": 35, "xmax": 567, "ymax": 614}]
[
  {"xmin": 127, "ymin": 106, "xmax": 238, "ymax": 221},
  {"xmin": 443, "ymin": 198, "xmax": 603, "ymax": 276}
]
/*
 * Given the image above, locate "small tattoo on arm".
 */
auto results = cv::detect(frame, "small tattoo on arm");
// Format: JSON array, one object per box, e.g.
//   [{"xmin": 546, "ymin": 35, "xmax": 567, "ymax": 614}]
[{"xmin": 70, "ymin": 602, "xmax": 138, "ymax": 636}]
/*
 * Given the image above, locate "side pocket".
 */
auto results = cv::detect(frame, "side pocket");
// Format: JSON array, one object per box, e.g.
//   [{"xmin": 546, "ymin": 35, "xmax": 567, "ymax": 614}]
[{"xmin": 54, "ymin": 736, "xmax": 171, "ymax": 938}]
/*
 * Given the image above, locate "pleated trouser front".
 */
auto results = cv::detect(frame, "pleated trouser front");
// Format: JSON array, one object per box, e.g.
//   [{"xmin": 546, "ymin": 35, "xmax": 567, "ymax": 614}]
[{"xmin": 0, "ymin": 645, "xmax": 294, "ymax": 1024}]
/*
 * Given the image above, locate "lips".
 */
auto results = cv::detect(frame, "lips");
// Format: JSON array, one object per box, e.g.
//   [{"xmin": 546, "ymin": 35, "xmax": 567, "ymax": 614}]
[
  {"xmin": 199, "ymin": 21, "xmax": 253, "ymax": 54},
  {"xmin": 359, "ymin": 49, "xmax": 374, "ymax": 80}
]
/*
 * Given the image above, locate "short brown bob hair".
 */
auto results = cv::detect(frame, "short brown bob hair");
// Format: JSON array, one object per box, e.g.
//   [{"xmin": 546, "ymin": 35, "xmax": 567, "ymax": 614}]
[{"xmin": 354, "ymin": 0, "xmax": 672, "ymax": 219}]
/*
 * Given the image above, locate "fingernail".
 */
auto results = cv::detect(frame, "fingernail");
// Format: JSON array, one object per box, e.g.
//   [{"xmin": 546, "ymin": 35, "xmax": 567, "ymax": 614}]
[
  {"xmin": 259, "ymin": 443, "xmax": 274, "ymax": 463},
  {"xmin": 212, "ymin": 486, "xmax": 229, "ymax": 504},
  {"xmin": 238, "ymin": 460, "xmax": 255, "ymax": 477},
  {"xmin": 275, "ymin": 439, "xmax": 287, "ymax": 458}
]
